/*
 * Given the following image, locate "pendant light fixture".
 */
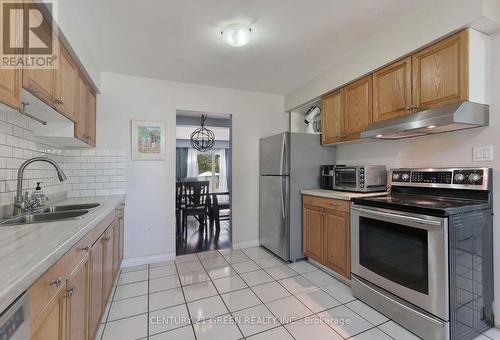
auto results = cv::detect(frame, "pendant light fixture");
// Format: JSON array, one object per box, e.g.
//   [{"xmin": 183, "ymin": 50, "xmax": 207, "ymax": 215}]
[{"xmin": 190, "ymin": 114, "xmax": 216, "ymax": 152}]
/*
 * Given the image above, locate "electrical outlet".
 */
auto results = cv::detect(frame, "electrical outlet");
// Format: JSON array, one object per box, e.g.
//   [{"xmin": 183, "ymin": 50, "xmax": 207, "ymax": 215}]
[{"xmin": 473, "ymin": 145, "xmax": 493, "ymax": 162}]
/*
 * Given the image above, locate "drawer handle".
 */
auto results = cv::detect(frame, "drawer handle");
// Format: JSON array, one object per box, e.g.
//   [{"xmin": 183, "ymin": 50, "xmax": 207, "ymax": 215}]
[
  {"xmin": 65, "ymin": 287, "xmax": 76, "ymax": 298},
  {"xmin": 49, "ymin": 277, "xmax": 62, "ymax": 287},
  {"xmin": 79, "ymin": 246, "xmax": 90, "ymax": 252}
]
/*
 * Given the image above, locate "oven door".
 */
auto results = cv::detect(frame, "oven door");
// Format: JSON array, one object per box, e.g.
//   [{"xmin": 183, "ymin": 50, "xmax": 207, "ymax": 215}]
[
  {"xmin": 351, "ymin": 204, "xmax": 449, "ymax": 320},
  {"xmin": 334, "ymin": 167, "xmax": 358, "ymax": 190}
]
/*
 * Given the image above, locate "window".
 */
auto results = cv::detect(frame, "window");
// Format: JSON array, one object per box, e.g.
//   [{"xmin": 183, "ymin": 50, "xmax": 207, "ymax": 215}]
[{"xmin": 197, "ymin": 152, "xmax": 221, "ymax": 191}]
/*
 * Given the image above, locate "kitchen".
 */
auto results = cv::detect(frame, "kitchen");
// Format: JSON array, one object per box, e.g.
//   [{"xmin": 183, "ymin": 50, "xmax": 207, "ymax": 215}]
[{"xmin": 0, "ymin": 1, "xmax": 499, "ymax": 340}]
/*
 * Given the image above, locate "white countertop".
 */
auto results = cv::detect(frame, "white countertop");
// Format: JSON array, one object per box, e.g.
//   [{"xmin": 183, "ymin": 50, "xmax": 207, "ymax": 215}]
[
  {"xmin": 301, "ymin": 189, "xmax": 389, "ymax": 200},
  {"xmin": 0, "ymin": 195, "xmax": 126, "ymax": 313}
]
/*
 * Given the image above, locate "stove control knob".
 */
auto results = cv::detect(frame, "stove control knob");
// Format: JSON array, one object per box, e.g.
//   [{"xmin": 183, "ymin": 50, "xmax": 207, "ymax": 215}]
[
  {"xmin": 469, "ymin": 173, "xmax": 481, "ymax": 183},
  {"xmin": 392, "ymin": 173, "xmax": 400, "ymax": 181},
  {"xmin": 454, "ymin": 173, "xmax": 465, "ymax": 182},
  {"xmin": 401, "ymin": 173, "xmax": 410, "ymax": 181}
]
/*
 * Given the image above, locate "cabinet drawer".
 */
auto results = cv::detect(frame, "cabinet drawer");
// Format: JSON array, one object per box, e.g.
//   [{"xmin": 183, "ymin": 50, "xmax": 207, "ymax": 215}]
[{"xmin": 303, "ymin": 195, "xmax": 350, "ymax": 213}]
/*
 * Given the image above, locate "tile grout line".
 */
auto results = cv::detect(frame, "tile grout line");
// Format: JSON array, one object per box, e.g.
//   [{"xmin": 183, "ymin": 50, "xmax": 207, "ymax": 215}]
[
  {"xmin": 173, "ymin": 258, "xmax": 199, "ymax": 340},
  {"xmin": 196, "ymin": 250, "xmax": 247, "ymax": 339},
  {"xmin": 227, "ymin": 249, "xmax": 299, "ymax": 340}
]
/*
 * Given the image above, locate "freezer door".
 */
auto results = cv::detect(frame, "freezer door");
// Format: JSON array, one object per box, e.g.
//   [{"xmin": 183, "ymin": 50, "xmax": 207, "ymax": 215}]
[
  {"xmin": 260, "ymin": 132, "xmax": 289, "ymax": 176},
  {"xmin": 259, "ymin": 175, "xmax": 289, "ymax": 260}
]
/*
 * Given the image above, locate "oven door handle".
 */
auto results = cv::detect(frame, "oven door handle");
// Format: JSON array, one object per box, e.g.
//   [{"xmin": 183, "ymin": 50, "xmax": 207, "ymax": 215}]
[{"xmin": 351, "ymin": 206, "xmax": 443, "ymax": 227}]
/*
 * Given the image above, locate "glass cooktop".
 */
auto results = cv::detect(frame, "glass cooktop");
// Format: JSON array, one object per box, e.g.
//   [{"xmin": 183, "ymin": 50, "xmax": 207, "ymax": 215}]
[{"xmin": 352, "ymin": 194, "xmax": 489, "ymax": 216}]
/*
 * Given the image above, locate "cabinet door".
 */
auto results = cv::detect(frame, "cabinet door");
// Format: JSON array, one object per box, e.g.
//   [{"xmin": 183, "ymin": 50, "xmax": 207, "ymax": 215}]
[
  {"xmin": 55, "ymin": 43, "xmax": 78, "ymax": 120},
  {"xmin": 88, "ymin": 235, "xmax": 104, "ymax": 340},
  {"xmin": 343, "ymin": 75, "xmax": 372, "ymax": 140},
  {"xmin": 412, "ymin": 30, "xmax": 468, "ymax": 110},
  {"xmin": 302, "ymin": 204, "xmax": 324, "ymax": 262},
  {"xmin": 66, "ymin": 256, "xmax": 89, "ymax": 340},
  {"xmin": 22, "ymin": 17, "xmax": 56, "ymax": 107},
  {"xmin": 373, "ymin": 57, "xmax": 412, "ymax": 122},
  {"xmin": 324, "ymin": 210, "xmax": 350, "ymax": 278},
  {"xmin": 0, "ymin": 2, "xmax": 22, "ymax": 110},
  {"xmin": 321, "ymin": 90, "xmax": 344, "ymax": 144},
  {"xmin": 118, "ymin": 208, "xmax": 125, "ymax": 263},
  {"xmin": 86, "ymin": 90, "xmax": 96, "ymax": 146},
  {"xmin": 112, "ymin": 220, "xmax": 120, "ymax": 280},
  {"xmin": 30, "ymin": 289, "xmax": 65, "ymax": 340},
  {"xmin": 75, "ymin": 74, "xmax": 88, "ymax": 142},
  {"xmin": 102, "ymin": 226, "xmax": 114, "ymax": 301}
]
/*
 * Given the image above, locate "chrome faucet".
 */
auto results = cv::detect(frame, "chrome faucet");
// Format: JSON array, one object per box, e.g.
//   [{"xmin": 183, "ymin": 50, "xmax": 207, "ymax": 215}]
[{"xmin": 14, "ymin": 157, "xmax": 67, "ymax": 216}]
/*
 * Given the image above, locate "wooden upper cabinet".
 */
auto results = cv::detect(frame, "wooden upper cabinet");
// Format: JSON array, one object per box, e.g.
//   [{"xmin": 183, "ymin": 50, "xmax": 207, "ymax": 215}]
[
  {"xmin": 65, "ymin": 256, "xmax": 89, "ymax": 340},
  {"xmin": 0, "ymin": 2, "xmax": 22, "ymax": 110},
  {"xmin": 302, "ymin": 204, "xmax": 324, "ymax": 263},
  {"xmin": 343, "ymin": 75, "xmax": 372, "ymax": 139},
  {"xmin": 321, "ymin": 90, "xmax": 344, "ymax": 144},
  {"xmin": 22, "ymin": 14, "xmax": 56, "ymax": 107},
  {"xmin": 373, "ymin": 57, "xmax": 412, "ymax": 122},
  {"xmin": 324, "ymin": 210, "xmax": 350, "ymax": 279},
  {"xmin": 75, "ymin": 74, "xmax": 88, "ymax": 142},
  {"xmin": 55, "ymin": 43, "xmax": 78, "ymax": 120},
  {"xmin": 412, "ymin": 30, "xmax": 468, "ymax": 111},
  {"xmin": 87, "ymin": 90, "xmax": 96, "ymax": 146}
]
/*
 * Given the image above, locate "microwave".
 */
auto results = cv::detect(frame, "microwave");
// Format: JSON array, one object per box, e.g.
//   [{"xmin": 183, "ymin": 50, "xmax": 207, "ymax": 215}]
[{"xmin": 334, "ymin": 165, "xmax": 387, "ymax": 192}]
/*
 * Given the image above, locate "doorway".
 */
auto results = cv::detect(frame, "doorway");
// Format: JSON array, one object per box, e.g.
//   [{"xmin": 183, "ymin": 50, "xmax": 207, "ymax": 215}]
[{"xmin": 175, "ymin": 110, "xmax": 232, "ymax": 255}]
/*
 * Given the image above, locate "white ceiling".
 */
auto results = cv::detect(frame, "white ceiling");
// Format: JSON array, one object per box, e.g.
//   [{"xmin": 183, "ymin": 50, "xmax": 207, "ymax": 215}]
[{"xmin": 70, "ymin": 0, "xmax": 435, "ymax": 95}]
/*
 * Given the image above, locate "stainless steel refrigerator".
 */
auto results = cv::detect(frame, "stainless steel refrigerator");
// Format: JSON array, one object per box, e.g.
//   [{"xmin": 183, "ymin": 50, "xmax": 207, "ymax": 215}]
[{"xmin": 259, "ymin": 132, "xmax": 335, "ymax": 261}]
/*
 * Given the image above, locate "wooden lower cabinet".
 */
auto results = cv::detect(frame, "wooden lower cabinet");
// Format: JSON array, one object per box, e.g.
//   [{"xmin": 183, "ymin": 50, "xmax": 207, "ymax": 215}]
[
  {"xmin": 66, "ymin": 256, "xmax": 90, "ymax": 340},
  {"xmin": 323, "ymin": 209, "xmax": 350, "ymax": 278},
  {"xmin": 112, "ymin": 220, "xmax": 120, "ymax": 279},
  {"xmin": 302, "ymin": 204, "xmax": 324, "ymax": 262},
  {"xmin": 302, "ymin": 195, "xmax": 351, "ymax": 279},
  {"xmin": 30, "ymin": 288, "xmax": 65, "ymax": 340},
  {"xmin": 88, "ymin": 234, "xmax": 104, "ymax": 340},
  {"xmin": 102, "ymin": 226, "xmax": 114, "ymax": 301},
  {"xmin": 29, "ymin": 204, "xmax": 125, "ymax": 340}
]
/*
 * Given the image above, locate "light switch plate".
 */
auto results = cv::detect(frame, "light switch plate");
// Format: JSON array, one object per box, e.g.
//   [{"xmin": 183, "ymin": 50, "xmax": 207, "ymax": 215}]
[{"xmin": 473, "ymin": 145, "xmax": 493, "ymax": 162}]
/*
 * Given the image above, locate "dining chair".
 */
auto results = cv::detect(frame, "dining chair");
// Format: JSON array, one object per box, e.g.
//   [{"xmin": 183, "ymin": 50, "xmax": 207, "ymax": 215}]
[
  {"xmin": 181, "ymin": 181, "xmax": 210, "ymax": 235},
  {"xmin": 209, "ymin": 192, "xmax": 231, "ymax": 233}
]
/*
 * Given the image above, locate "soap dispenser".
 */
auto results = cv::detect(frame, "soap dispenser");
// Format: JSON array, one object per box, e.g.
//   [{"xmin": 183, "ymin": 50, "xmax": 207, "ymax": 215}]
[{"xmin": 31, "ymin": 182, "xmax": 47, "ymax": 205}]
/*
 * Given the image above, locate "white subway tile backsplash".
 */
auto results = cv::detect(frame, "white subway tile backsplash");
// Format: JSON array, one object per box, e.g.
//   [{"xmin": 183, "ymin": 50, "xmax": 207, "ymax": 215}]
[{"xmin": 0, "ymin": 110, "xmax": 126, "ymax": 206}]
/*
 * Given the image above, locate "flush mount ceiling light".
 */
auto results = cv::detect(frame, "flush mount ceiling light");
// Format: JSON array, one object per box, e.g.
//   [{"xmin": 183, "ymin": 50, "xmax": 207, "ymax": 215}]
[
  {"xmin": 191, "ymin": 114, "xmax": 216, "ymax": 152},
  {"xmin": 220, "ymin": 24, "xmax": 252, "ymax": 47}
]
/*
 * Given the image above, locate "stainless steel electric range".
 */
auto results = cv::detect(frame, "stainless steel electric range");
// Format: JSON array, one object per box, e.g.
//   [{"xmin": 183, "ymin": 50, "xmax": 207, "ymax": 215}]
[{"xmin": 350, "ymin": 167, "xmax": 494, "ymax": 340}]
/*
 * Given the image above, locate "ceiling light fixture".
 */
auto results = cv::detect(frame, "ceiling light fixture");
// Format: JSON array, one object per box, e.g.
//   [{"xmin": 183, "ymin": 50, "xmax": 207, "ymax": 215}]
[
  {"xmin": 220, "ymin": 24, "xmax": 252, "ymax": 47},
  {"xmin": 427, "ymin": 125, "xmax": 437, "ymax": 129},
  {"xmin": 376, "ymin": 134, "xmax": 383, "ymax": 138}
]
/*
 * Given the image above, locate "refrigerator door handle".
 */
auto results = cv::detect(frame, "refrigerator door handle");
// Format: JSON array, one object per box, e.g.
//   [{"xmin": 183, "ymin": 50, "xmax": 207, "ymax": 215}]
[
  {"xmin": 281, "ymin": 176, "xmax": 286, "ymax": 219},
  {"xmin": 280, "ymin": 134, "xmax": 286, "ymax": 175}
]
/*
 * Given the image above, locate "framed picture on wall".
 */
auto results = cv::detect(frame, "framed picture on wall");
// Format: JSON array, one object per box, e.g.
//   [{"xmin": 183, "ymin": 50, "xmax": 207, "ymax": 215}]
[{"xmin": 131, "ymin": 120, "xmax": 166, "ymax": 160}]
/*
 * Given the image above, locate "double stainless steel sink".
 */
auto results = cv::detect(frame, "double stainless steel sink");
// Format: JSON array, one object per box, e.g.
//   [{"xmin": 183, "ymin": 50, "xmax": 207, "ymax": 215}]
[{"xmin": 0, "ymin": 203, "xmax": 101, "ymax": 226}]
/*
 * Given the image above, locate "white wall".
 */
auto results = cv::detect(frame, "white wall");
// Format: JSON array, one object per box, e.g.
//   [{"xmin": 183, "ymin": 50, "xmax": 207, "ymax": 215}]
[
  {"xmin": 335, "ymin": 31, "xmax": 500, "ymax": 324},
  {"xmin": 97, "ymin": 72, "xmax": 287, "ymax": 260},
  {"xmin": 285, "ymin": 0, "xmax": 500, "ymax": 111}
]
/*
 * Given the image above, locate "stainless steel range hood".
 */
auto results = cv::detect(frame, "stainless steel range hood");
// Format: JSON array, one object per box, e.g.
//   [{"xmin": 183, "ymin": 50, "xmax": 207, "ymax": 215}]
[{"xmin": 362, "ymin": 101, "xmax": 489, "ymax": 140}]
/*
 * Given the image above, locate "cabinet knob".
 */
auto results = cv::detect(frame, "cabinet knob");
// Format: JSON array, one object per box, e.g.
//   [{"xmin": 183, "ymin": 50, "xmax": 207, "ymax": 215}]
[
  {"xmin": 65, "ymin": 287, "xmax": 76, "ymax": 298},
  {"xmin": 79, "ymin": 246, "xmax": 90, "ymax": 252},
  {"xmin": 49, "ymin": 277, "xmax": 62, "ymax": 287},
  {"xmin": 104, "ymin": 236, "xmax": 111, "ymax": 242}
]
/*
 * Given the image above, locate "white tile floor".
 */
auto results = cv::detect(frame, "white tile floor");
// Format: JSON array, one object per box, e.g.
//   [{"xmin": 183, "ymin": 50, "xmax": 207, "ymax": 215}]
[{"xmin": 96, "ymin": 247, "xmax": 500, "ymax": 340}]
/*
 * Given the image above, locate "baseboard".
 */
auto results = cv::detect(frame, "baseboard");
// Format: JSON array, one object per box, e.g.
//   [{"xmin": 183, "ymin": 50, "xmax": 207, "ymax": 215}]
[
  {"xmin": 232, "ymin": 239, "xmax": 259, "ymax": 249},
  {"xmin": 121, "ymin": 252, "xmax": 175, "ymax": 268}
]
